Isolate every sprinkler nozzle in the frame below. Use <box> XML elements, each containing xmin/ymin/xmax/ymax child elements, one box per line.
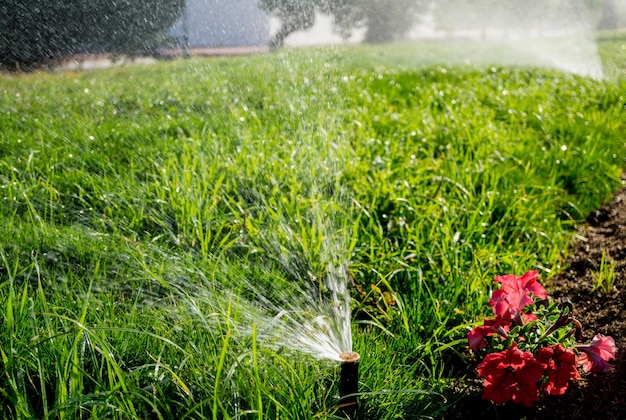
<box><xmin>339</xmin><ymin>352</ymin><xmax>360</xmax><ymax>417</ymax></box>
<box><xmin>339</xmin><ymin>351</ymin><xmax>360</xmax><ymax>363</ymax></box>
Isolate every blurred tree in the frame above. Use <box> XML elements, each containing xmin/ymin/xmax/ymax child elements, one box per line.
<box><xmin>261</xmin><ymin>0</ymin><xmax>319</xmax><ymax>49</ymax></box>
<box><xmin>362</xmin><ymin>0</ymin><xmax>425</xmax><ymax>43</ymax></box>
<box><xmin>0</xmin><ymin>0</ymin><xmax>184</xmax><ymax>70</ymax></box>
<box><xmin>260</xmin><ymin>0</ymin><xmax>428</xmax><ymax>48</ymax></box>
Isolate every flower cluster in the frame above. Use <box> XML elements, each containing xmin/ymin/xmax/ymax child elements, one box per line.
<box><xmin>468</xmin><ymin>270</ymin><xmax>618</xmax><ymax>406</ymax></box>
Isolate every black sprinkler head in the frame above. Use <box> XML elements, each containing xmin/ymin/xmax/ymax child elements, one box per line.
<box><xmin>339</xmin><ymin>351</ymin><xmax>360</xmax><ymax>417</ymax></box>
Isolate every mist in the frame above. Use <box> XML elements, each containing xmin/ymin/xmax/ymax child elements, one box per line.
<box><xmin>273</xmin><ymin>0</ymin><xmax>609</xmax><ymax>79</ymax></box>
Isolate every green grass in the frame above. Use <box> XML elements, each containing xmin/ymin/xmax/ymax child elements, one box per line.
<box><xmin>592</xmin><ymin>249</ymin><xmax>617</xmax><ymax>295</ymax></box>
<box><xmin>1</xmin><ymin>32</ymin><xmax>625</xmax><ymax>419</ymax></box>
<box><xmin>597</xmin><ymin>30</ymin><xmax>626</xmax><ymax>81</ymax></box>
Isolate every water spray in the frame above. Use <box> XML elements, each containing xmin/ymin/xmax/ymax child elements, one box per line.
<box><xmin>338</xmin><ymin>351</ymin><xmax>360</xmax><ymax>417</ymax></box>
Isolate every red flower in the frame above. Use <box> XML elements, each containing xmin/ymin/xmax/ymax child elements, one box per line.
<box><xmin>468</xmin><ymin>317</ymin><xmax>510</xmax><ymax>351</ymax></box>
<box><xmin>477</xmin><ymin>342</ymin><xmax>547</xmax><ymax>406</ymax></box>
<box><xmin>576</xmin><ymin>333</ymin><xmax>618</xmax><ymax>373</ymax></box>
<box><xmin>488</xmin><ymin>271</ymin><xmax>547</xmax><ymax>324</ymax></box>
<box><xmin>497</xmin><ymin>271</ymin><xmax>547</xmax><ymax>299</ymax></box>
<box><xmin>537</xmin><ymin>344</ymin><xmax>579</xmax><ymax>395</ymax></box>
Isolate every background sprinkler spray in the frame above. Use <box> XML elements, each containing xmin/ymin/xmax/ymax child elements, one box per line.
<box><xmin>339</xmin><ymin>351</ymin><xmax>360</xmax><ymax>416</ymax></box>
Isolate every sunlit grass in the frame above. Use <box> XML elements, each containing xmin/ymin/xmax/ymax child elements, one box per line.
<box><xmin>0</xmin><ymin>36</ymin><xmax>625</xmax><ymax>418</ymax></box>
<box><xmin>592</xmin><ymin>249</ymin><xmax>617</xmax><ymax>295</ymax></box>
<box><xmin>597</xmin><ymin>30</ymin><xmax>626</xmax><ymax>81</ymax></box>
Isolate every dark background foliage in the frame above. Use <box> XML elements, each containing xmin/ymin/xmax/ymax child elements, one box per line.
<box><xmin>0</xmin><ymin>0</ymin><xmax>184</xmax><ymax>69</ymax></box>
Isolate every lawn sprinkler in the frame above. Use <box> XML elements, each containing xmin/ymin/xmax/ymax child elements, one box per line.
<box><xmin>338</xmin><ymin>351</ymin><xmax>360</xmax><ymax>417</ymax></box>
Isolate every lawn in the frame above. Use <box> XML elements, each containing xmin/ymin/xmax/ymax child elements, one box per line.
<box><xmin>1</xmin><ymin>33</ymin><xmax>625</xmax><ymax>419</ymax></box>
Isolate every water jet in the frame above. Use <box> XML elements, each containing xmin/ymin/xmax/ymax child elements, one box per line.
<box><xmin>339</xmin><ymin>351</ymin><xmax>360</xmax><ymax>417</ymax></box>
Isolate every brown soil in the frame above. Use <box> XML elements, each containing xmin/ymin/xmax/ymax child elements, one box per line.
<box><xmin>451</xmin><ymin>177</ymin><xmax>626</xmax><ymax>419</ymax></box>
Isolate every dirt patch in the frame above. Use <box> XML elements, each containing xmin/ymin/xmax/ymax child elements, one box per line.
<box><xmin>536</xmin><ymin>177</ymin><xmax>626</xmax><ymax>419</ymax></box>
<box><xmin>451</xmin><ymin>176</ymin><xmax>626</xmax><ymax>419</ymax></box>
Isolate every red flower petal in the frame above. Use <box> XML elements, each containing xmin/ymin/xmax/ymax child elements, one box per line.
<box><xmin>477</xmin><ymin>343</ymin><xmax>546</xmax><ymax>406</ymax></box>
<box><xmin>517</xmin><ymin>270</ymin><xmax>547</xmax><ymax>300</ymax></box>
<box><xmin>576</xmin><ymin>334</ymin><xmax>618</xmax><ymax>373</ymax></box>
<box><xmin>490</xmin><ymin>271</ymin><xmax>547</xmax><ymax>324</ymax></box>
<box><xmin>467</xmin><ymin>317</ymin><xmax>510</xmax><ymax>352</ymax></box>
<box><xmin>537</xmin><ymin>344</ymin><xmax>578</xmax><ymax>395</ymax></box>
<box><xmin>468</xmin><ymin>325</ymin><xmax>491</xmax><ymax>351</ymax></box>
